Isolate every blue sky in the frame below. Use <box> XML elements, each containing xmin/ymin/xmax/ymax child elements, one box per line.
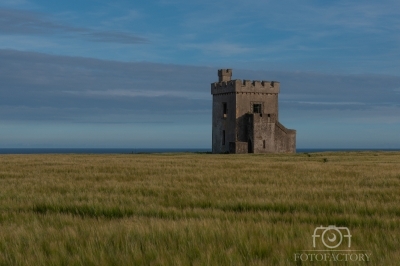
<box><xmin>0</xmin><ymin>0</ymin><xmax>399</xmax><ymax>149</ymax></box>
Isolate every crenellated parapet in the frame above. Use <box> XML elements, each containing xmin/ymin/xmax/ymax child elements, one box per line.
<box><xmin>211</xmin><ymin>79</ymin><xmax>280</xmax><ymax>95</ymax></box>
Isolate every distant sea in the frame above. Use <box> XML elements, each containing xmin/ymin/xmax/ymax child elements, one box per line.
<box><xmin>0</xmin><ymin>148</ymin><xmax>399</xmax><ymax>154</ymax></box>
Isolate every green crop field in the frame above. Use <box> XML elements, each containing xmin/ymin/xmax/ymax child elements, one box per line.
<box><xmin>0</xmin><ymin>152</ymin><xmax>399</xmax><ymax>265</ymax></box>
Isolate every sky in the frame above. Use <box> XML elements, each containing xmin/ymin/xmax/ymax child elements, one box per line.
<box><xmin>0</xmin><ymin>0</ymin><xmax>399</xmax><ymax>149</ymax></box>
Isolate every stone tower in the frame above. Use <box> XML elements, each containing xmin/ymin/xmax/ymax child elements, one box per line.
<box><xmin>211</xmin><ymin>69</ymin><xmax>296</xmax><ymax>153</ymax></box>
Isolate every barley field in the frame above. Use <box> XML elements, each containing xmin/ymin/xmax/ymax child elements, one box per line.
<box><xmin>0</xmin><ymin>152</ymin><xmax>399</xmax><ymax>265</ymax></box>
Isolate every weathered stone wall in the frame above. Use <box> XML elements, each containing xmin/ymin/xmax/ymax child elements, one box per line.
<box><xmin>229</xmin><ymin>141</ymin><xmax>248</xmax><ymax>154</ymax></box>
<box><xmin>247</xmin><ymin>114</ymin><xmax>276</xmax><ymax>153</ymax></box>
<box><xmin>212</xmin><ymin>93</ymin><xmax>236</xmax><ymax>153</ymax></box>
<box><xmin>246</xmin><ymin>113</ymin><xmax>296</xmax><ymax>153</ymax></box>
<box><xmin>274</xmin><ymin>122</ymin><xmax>296</xmax><ymax>153</ymax></box>
<box><xmin>235</xmin><ymin>92</ymin><xmax>278</xmax><ymax>144</ymax></box>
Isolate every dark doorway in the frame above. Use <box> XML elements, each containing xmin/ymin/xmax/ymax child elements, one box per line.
<box><xmin>248</xmin><ymin>139</ymin><xmax>253</xmax><ymax>153</ymax></box>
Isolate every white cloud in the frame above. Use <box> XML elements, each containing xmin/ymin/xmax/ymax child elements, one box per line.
<box><xmin>0</xmin><ymin>8</ymin><xmax>148</xmax><ymax>44</ymax></box>
<box><xmin>282</xmin><ymin>101</ymin><xmax>365</xmax><ymax>106</ymax></box>
<box><xmin>63</xmin><ymin>89</ymin><xmax>209</xmax><ymax>100</ymax></box>
<box><xmin>181</xmin><ymin>42</ymin><xmax>253</xmax><ymax>56</ymax></box>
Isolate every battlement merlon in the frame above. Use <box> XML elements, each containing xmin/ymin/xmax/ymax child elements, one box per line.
<box><xmin>211</xmin><ymin>79</ymin><xmax>280</xmax><ymax>95</ymax></box>
<box><xmin>218</xmin><ymin>69</ymin><xmax>232</xmax><ymax>82</ymax></box>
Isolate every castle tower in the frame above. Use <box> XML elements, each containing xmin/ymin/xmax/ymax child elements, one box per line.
<box><xmin>211</xmin><ymin>69</ymin><xmax>296</xmax><ymax>153</ymax></box>
<box><xmin>218</xmin><ymin>69</ymin><xmax>232</xmax><ymax>82</ymax></box>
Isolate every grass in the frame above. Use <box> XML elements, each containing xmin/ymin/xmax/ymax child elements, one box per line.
<box><xmin>0</xmin><ymin>152</ymin><xmax>399</xmax><ymax>265</ymax></box>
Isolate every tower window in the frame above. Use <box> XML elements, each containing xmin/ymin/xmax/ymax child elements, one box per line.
<box><xmin>253</xmin><ymin>104</ymin><xmax>262</xmax><ymax>114</ymax></box>
<box><xmin>263</xmin><ymin>140</ymin><xmax>266</xmax><ymax>149</ymax></box>
<box><xmin>222</xmin><ymin>130</ymin><xmax>226</xmax><ymax>145</ymax></box>
<box><xmin>222</xmin><ymin>102</ymin><xmax>227</xmax><ymax>118</ymax></box>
